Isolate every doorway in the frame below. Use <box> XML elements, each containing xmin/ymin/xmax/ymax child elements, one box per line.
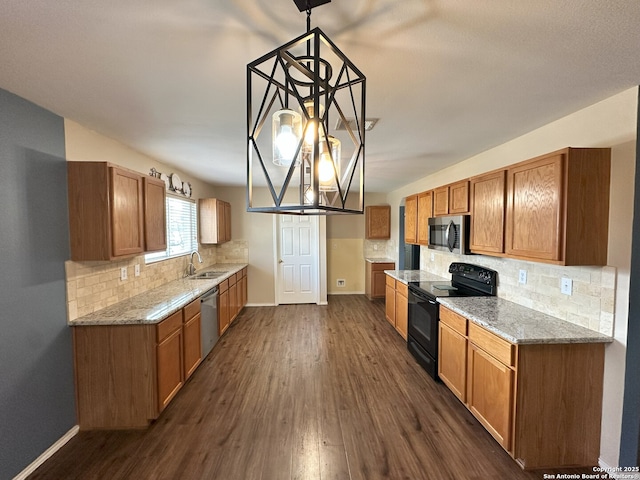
<box><xmin>275</xmin><ymin>215</ymin><xmax>320</xmax><ymax>304</ymax></box>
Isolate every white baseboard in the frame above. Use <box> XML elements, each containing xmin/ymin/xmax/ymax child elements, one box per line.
<box><xmin>13</xmin><ymin>425</ymin><xmax>79</xmax><ymax>480</ymax></box>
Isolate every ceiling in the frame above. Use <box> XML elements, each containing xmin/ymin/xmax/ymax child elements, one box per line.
<box><xmin>2</xmin><ymin>0</ymin><xmax>640</xmax><ymax>193</ymax></box>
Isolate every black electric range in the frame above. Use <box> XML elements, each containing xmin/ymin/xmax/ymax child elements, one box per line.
<box><xmin>407</xmin><ymin>263</ymin><xmax>498</xmax><ymax>379</ymax></box>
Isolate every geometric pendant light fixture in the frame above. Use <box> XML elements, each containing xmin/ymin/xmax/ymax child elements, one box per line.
<box><xmin>246</xmin><ymin>0</ymin><xmax>366</xmax><ymax>214</ymax></box>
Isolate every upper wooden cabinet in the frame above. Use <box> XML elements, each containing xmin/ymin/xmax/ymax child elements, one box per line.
<box><xmin>434</xmin><ymin>180</ymin><xmax>470</xmax><ymax>216</ymax></box>
<box><xmin>365</xmin><ymin>205</ymin><xmax>391</xmax><ymax>239</ymax></box>
<box><xmin>505</xmin><ymin>147</ymin><xmax>610</xmax><ymax>265</ymax></box>
<box><xmin>67</xmin><ymin>162</ymin><xmax>166</xmax><ymax>261</ymax></box>
<box><xmin>404</xmin><ymin>194</ymin><xmax>418</xmax><ymax>244</ymax></box>
<box><xmin>199</xmin><ymin>198</ymin><xmax>232</xmax><ymax>244</ymax></box>
<box><xmin>144</xmin><ymin>177</ymin><xmax>167</xmax><ymax>252</ymax></box>
<box><xmin>470</xmin><ymin>170</ymin><xmax>506</xmax><ymax>255</ymax></box>
<box><xmin>417</xmin><ymin>191</ymin><xmax>433</xmax><ymax>245</ymax></box>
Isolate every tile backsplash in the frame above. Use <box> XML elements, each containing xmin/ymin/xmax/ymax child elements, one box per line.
<box><xmin>66</xmin><ymin>240</ymin><xmax>248</xmax><ymax>321</ymax></box>
<box><xmin>420</xmin><ymin>248</ymin><xmax>615</xmax><ymax>336</ymax></box>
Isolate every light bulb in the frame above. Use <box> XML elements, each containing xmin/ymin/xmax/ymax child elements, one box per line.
<box><xmin>272</xmin><ymin>109</ymin><xmax>302</xmax><ymax>167</ymax></box>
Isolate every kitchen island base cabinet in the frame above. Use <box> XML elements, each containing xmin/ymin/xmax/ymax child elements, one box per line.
<box><xmin>438</xmin><ymin>306</ymin><xmax>605</xmax><ymax>470</ymax></box>
<box><xmin>366</xmin><ymin>261</ymin><xmax>395</xmax><ymax>300</ymax></box>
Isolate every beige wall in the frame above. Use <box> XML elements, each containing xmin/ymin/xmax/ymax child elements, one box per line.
<box><xmin>383</xmin><ymin>87</ymin><xmax>638</xmax><ymax>468</ymax></box>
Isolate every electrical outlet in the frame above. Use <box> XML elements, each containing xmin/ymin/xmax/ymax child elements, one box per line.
<box><xmin>518</xmin><ymin>269</ymin><xmax>527</xmax><ymax>285</ymax></box>
<box><xmin>134</xmin><ymin>264</ymin><xmax>140</xmax><ymax>277</ymax></box>
<box><xmin>120</xmin><ymin>267</ymin><xmax>128</xmax><ymax>281</ymax></box>
<box><xmin>561</xmin><ymin>277</ymin><xmax>573</xmax><ymax>295</ymax></box>
<box><xmin>337</xmin><ymin>279</ymin><xmax>346</xmax><ymax>287</ymax></box>
<box><xmin>373</xmin><ymin>244</ymin><xmax>378</xmax><ymax>250</ymax></box>
<box><xmin>430</xmin><ymin>252</ymin><xmax>435</xmax><ymax>262</ymax></box>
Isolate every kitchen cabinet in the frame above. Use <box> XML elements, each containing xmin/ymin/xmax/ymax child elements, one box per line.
<box><xmin>365</xmin><ymin>205</ymin><xmax>391</xmax><ymax>239</ymax></box>
<box><xmin>384</xmin><ymin>274</ymin><xmax>408</xmax><ymax>340</ymax></box>
<box><xmin>144</xmin><ymin>176</ymin><xmax>167</xmax><ymax>252</ymax></box>
<box><xmin>417</xmin><ymin>190</ymin><xmax>433</xmax><ymax>245</ymax></box>
<box><xmin>467</xmin><ymin>324</ymin><xmax>514</xmax><ymax>451</ymax></box>
<box><xmin>182</xmin><ymin>299</ymin><xmax>202</xmax><ymax>380</ymax></box>
<box><xmin>218</xmin><ymin>269</ymin><xmax>247</xmax><ymax>335</ymax></box>
<box><xmin>505</xmin><ymin>147</ymin><xmax>610</xmax><ymax>265</ymax></box>
<box><xmin>157</xmin><ymin>311</ymin><xmax>184</xmax><ymax>412</ymax></box>
<box><xmin>67</xmin><ymin>162</ymin><xmax>166</xmax><ymax>261</ymax></box>
<box><xmin>404</xmin><ymin>194</ymin><xmax>418</xmax><ymax>244</ymax></box>
<box><xmin>365</xmin><ymin>261</ymin><xmax>395</xmax><ymax>300</ymax></box>
<box><xmin>74</xmin><ymin>298</ymin><xmax>204</xmax><ymax>429</ymax></box>
<box><xmin>218</xmin><ymin>278</ymin><xmax>230</xmax><ymax>335</ymax></box>
<box><xmin>470</xmin><ymin>170</ymin><xmax>506</xmax><ymax>254</ymax></box>
<box><xmin>434</xmin><ymin>181</ymin><xmax>470</xmax><ymax>216</ymax></box>
<box><xmin>437</xmin><ymin>306</ymin><xmax>605</xmax><ymax>469</ymax></box>
<box><xmin>438</xmin><ymin>308</ymin><xmax>467</xmax><ymax>402</ymax></box>
<box><xmin>199</xmin><ymin>198</ymin><xmax>232</xmax><ymax>244</ymax></box>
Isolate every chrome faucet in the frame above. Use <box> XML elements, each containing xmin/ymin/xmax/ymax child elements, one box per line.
<box><xmin>187</xmin><ymin>250</ymin><xmax>203</xmax><ymax>276</ymax></box>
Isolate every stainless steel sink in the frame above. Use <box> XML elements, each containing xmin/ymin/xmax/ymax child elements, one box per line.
<box><xmin>189</xmin><ymin>271</ymin><xmax>226</xmax><ymax>279</ymax></box>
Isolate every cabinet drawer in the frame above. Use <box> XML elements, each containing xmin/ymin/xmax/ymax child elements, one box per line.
<box><xmin>468</xmin><ymin>322</ymin><xmax>514</xmax><ymax>367</ymax></box>
<box><xmin>241</xmin><ymin>267</ymin><xmax>247</xmax><ymax>278</ymax></box>
<box><xmin>157</xmin><ymin>310</ymin><xmax>183</xmax><ymax>342</ymax></box>
<box><xmin>440</xmin><ymin>307</ymin><xmax>467</xmax><ymax>335</ymax></box>
<box><xmin>183</xmin><ymin>298</ymin><xmax>200</xmax><ymax>322</ymax></box>
<box><xmin>372</xmin><ymin>262</ymin><xmax>394</xmax><ymax>272</ymax></box>
<box><xmin>396</xmin><ymin>282</ymin><xmax>408</xmax><ymax>297</ymax></box>
<box><xmin>386</xmin><ymin>275</ymin><xmax>396</xmax><ymax>288</ymax></box>
<box><xmin>229</xmin><ymin>273</ymin><xmax>237</xmax><ymax>285</ymax></box>
<box><xmin>218</xmin><ymin>278</ymin><xmax>229</xmax><ymax>293</ymax></box>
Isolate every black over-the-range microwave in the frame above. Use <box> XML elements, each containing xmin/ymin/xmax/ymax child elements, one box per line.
<box><xmin>427</xmin><ymin>215</ymin><xmax>471</xmax><ymax>255</ymax></box>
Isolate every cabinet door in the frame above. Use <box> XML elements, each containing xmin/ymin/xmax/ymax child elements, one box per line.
<box><xmin>373</xmin><ymin>270</ymin><xmax>388</xmax><ymax>298</ymax></box>
<box><xmin>144</xmin><ymin>177</ymin><xmax>167</xmax><ymax>252</ymax></box>
<box><xmin>230</xmin><ymin>280</ymin><xmax>238</xmax><ymax>322</ymax></box>
<box><xmin>417</xmin><ymin>191</ymin><xmax>433</xmax><ymax>245</ymax></box>
<box><xmin>449</xmin><ymin>180</ymin><xmax>469</xmax><ymax>214</ymax></box>
<box><xmin>506</xmin><ymin>154</ymin><xmax>563</xmax><ymax>261</ymax></box>
<box><xmin>433</xmin><ymin>186</ymin><xmax>449</xmax><ymax>216</ymax></box>
<box><xmin>110</xmin><ymin>167</ymin><xmax>144</xmax><ymax>257</ymax></box>
<box><xmin>240</xmin><ymin>269</ymin><xmax>247</xmax><ymax>308</ymax></box>
<box><xmin>395</xmin><ymin>289</ymin><xmax>408</xmax><ymax>340</ymax></box>
<box><xmin>157</xmin><ymin>328</ymin><xmax>183</xmax><ymax>412</ymax></box>
<box><xmin>405</xmin><ymin>194</ymin><xmax>418</xmax><ymax>244</ymax></box>
<box><xmin>467</xmin><ymin>343</ymin><xmax>514</xmax><ymax>450</ymax></box>
<box><xmin>385</xmin><ymin>277</ymin><xmax>396</xmax><ymax>326</ymax></box>
<box><xmin>438</xmin><ymin>323</ymin><xmax>467</xmax><ymax>402</ymax></box>
<box><xmin>219</xmin><ymin>287</ymin><xmax>230</xmax><ymax>335</ymax></box>
<box><xmin>365</xmin><ymin>205</ymin><xmax>391</xmax><ymax>239</ymax></box>
<box><xmin>470</xmin><ymin>171</ymin><xmax>506</xmax><ymax>254</ymax></box>
<box><xmin>183</xmin><ymin>313</ymin><xmax>202</xmax><ymax>380</ymax></box>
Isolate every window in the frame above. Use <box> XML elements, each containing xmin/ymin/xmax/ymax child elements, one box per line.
<box><xmin>145</xmin><ymin>195</ymin><xmax>198</xmax><ymax>263</ymax></box>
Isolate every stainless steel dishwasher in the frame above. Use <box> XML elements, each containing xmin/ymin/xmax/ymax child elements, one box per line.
<box><xmin>200</xmin><ymin>286</ymin><xmax>219</xmax><ymax>358</ymax></box>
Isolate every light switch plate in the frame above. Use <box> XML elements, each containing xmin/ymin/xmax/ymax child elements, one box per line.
<box><xmin>561</xmin><ymin>277</ymin><xmax>573</xmax><ymax>295</ymax></box>
<box><xmin>518</xmin><ymin>269</ymin><xmax>527</xmax><ymax>285</ymax></box>
<box><xmin>120</xmin><ymin>267</ymin><xmax>128</xmax><ymax>281</ymax></box>
<box><xmin>430</xmin><ymin>252</ymin><xmax>435</xmax><ymax>262</ymax></box>
<box><xmin>134</xmin><ymin>264</ymin><xmax>140</xmax><ymax>277</ymax></box>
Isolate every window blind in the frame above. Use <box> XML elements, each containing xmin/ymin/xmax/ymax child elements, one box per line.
<box><xmin>145</xmin><ymin>195</ymin><xmax>198</xmax><ymax>263</ymax></box>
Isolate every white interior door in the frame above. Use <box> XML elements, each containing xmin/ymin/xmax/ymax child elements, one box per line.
<box><xmin>276</xmin><ymin>215</ymin><xmax>319</xmax><ymax>304</ymax></box>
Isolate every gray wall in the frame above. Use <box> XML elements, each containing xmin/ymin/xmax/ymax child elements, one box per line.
<box><xmin>0</xmin><ymin>89</ymin><xmax>76</xmax><ymax>478</ymax></box>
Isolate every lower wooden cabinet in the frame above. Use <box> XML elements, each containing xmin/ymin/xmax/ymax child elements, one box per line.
<box><xmin>467</xmin><ymin>342</ymin><xmax>514</xmax><ymax>450</ymax></box>
<box><xmin>437</xmin><ymin>306</ymin><xmax>605</xmax><ymax>469</ymax></box>
<box><xmin>384</xmin><ymin>274</ymin><xmax>408</xmax><ymax>340</ymax></box>
<box><xmin>366</xmin><ymin>261</ymin><xmax>395</xmax><ymax>300</ymax></box>
<box><xmin>156</xmin><ymin>313</ymin><xmax>183</xmax><ymax>412</ymax></box>
<box><xmin>218</xmin><ymin>268</ymin><xmax>248</xmax><ymax>336</ymax></box>
<box><xmin>74</xmin><ymin>298</ymin><xmax>204</xmax><ymax>429</ymax></box>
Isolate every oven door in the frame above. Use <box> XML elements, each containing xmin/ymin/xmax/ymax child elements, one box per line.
<box><xmin>407</xmin><ymin>287</ymin><xmax>440</xmax><ymax>379</ymax></box>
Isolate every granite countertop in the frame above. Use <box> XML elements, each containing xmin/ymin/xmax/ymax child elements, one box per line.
<box><xmin>383</xmin><ymin>269</ymin><xmax>448</xmax><ymax>284</ymax></box>
<box><xmin>365</xmin><ymin>257</ymin><xmax>395</xmax><ymax>263</ymax></box>
<box><xmin>438</xmin><ymin>296</ymin><xmax>613</xmax><ymax>345</ymax></box>
<box><xmin>69</xmin><ymin>263</ymin><xmax>247</xmax><ymax>326</ymax></box>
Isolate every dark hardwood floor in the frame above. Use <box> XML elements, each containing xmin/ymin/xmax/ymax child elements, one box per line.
<box><xmin>30</xmin><ymin>295</ymin><xmax>598</xmax><ymax>480</ymax></box>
